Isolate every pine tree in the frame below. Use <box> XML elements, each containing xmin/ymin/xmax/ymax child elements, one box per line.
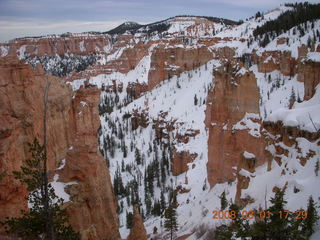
<box><xmin>135</xmin><ymin>148</ymin><xmax>141</xmax><ymax>165</ymax></box>
<box><xmin>268</xmin><ymin>190</ymin><xmax>291</xmax><ymax>240</ymax></box>
<box><xmin>126</xmin><ymin>211</ymin><xmax>133</xmax><ymax>229</ymax></box>
<box><xmin>152</xmin><ymin>200</ymin><xmax>161</xmax><ymax>216</ymax></box>
<box><xmin>194</xmin><ymin>94</ymin><xmax>198</xmax><ymax>106</ymax></box>
<box><xmin>160</xmin><ymin>190</ymin><xmax>166</xmax><ymax>212</ymax></box>
<box><xmin>113</xmin><ymin>166</ymin><xmax>125</xmax><ymax>197</ymax></box>
<box><xmin>288</xmin><ymin>208</ymin><xmax>306</xmax><ymax>240</ymax></box>
<box><xmin>289</xmin><ymin>87</ymin><xmax>296</xmax><ymax>107</ymax></box>
<box><xmin>214</xmin><ymin>224</ymin><xmax>233</xmax><ymax>240</ymax></box>
<box><xmin>315</xmin><ymin>160</ymin><xmax>319</xmax><ymax>176</ymax></box>
<box><xmin>153</xmin><ymin>226</ymin><xmax>158</xmax><ymax>234</ymax></box>
<box><xmin>302</xmin><ymin>196</ymin><xmax>319</xmax><ymax>238</ymax></box>
<box><xmin>164</xmin><ymin>204</ymin><xmax>178</xmax><ymax>240</ymax></box>
<box><xmin>251</xmin><ymin>218</ymin><xmax>269</xmax><ymax>240</ymax></box>
<box><xmin>1</xmin><ymin>138</ymin><xmax>79</xmax><ymax>240</ymax></box>
<box><xmin>220</xmin><ymin>191</ymin><xmax>228</xmax><ymax>210</ymax></box>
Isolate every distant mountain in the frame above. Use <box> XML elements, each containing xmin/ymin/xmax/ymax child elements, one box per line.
<box><xmin>106</xmin><ymin>21</ymin><xmax>143</xmax><ymax>35</ymax></box>
<box><xmin>106</xmin><ymin>15</ymin><xmax>239</xmax><ymax>35</ymax></box>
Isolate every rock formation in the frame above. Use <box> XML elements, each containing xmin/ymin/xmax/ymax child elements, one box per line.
<box><xmin>0</xmin><ymin>57</ymin><xmax>120</xmax><ymax>239</ymax></box>
<box><xmin>127</xmin><ymin>205</ymin><xmax>147</xmax><ymax>240</ymax></box>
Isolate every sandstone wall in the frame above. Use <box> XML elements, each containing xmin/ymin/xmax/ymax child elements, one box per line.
<box><xmin>0</xmin><ymin>57</ymin><xmax>120</xmax><ymax>239</ymax></box>
<box><xmin>205</xmin><ymin>67</ymin><xmax>268</xmax><ymax>190</ymax></box>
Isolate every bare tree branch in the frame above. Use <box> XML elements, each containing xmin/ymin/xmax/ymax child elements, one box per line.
<box><xmin>308</xmin><ymin>113</ymin><xmax>319</xmax><ymax>133</ymax></box>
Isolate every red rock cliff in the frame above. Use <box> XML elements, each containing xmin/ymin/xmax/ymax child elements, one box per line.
<box><xmin>0</xmin><ymin>57</ymin><xmax>120</xmax><ymax>239</ymax></box>
<box><xmin>205</xmin><ymin>63</ymin><xmax>268</xmax><ymax>193</ymax></box>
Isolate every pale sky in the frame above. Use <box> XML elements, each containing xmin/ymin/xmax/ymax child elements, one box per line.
<box><xmin>0</xmin><ymin>0</ymin><xmax>318</xmax><ymax>42</ymax></box>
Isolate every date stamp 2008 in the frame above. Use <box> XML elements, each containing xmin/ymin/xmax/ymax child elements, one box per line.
<box><xmin>211</xmin><ymin>210</ymin><xmax>308</xmax><ymax>220</ymax></box>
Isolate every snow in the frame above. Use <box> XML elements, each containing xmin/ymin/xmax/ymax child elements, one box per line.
<box><xmin>255</xmin><ymin>20</ymin><xmax>320</xmax><ymax>59</ymax></box>
<box><xmin>167</xmin><ymin>20</ymin><xmax>195</xmax><ymax>34</ymax></box>
<box><xmin>50</xmin><ymin>158</ymin><xmax>77</xmax><ymax>203</ymax></box>
<box><xmin>103</xmin><ymin>44</ymin><xmax>112</xmax><ymax>53</ymax></box>
<box><xmin>267</xmin><ymin>84</ymin><xmax>320</xmax><ymax>132</ymax></box>
<box><xmin>68</xmin><ymin>44</ymin><xmax>156</xmax><ymax>92</ymax></box>
<box><xmin>66</xmin><ymin>78</ymin><xmax>86</xmax><ymax>91</ymax></box>
<box><xmin>17</xmin><ymin>45</ymin><xmax>26</xmax><ymax>60</ymax></box>
<box><xmin>106</xmin><ymin>47</ymin><xmax>126</xmax><ymax>62</ymax></box>
<box><xmin>236</xmin><ymin>67</ymin><xmax>248</xmax><ymax>76</ymax></box>
<box><xmin>306</xmin><ymin>52</ymin><xmax>320</xmax><ymax>63</ymax></box>
<box><xmin>28</xmin><ymin>158</ymin><xmax>77</xmax><ymax>208</ymax></box>
<box><xmin>50</xmin><ymin>175</ymin><xmax>77</xmax><ymax>203</ymax></box>
<box><xmin>239</xmin><ymin>168</ymin><xmax>254</xmax><ymax>178</ymax></box>
<box><xmin>252</xmin><ymin>66</ymin><xmax>304</xmax><ymax>120</ymax></box>
<box><xmin>240</xmin><ymin>137</ymin><xmax>320</xmax><ymax>220</ymax></box>
<box><xmin>80</xmin><ymin>101</ymin><xmax>87</xmax><ymax>107</ymax></box>
<box><xmin>243</xmin><ymin>151</ymin><xmax>256</xmax><ymax>159</ymax></box>
<box><xmin>98</xmin><ymin>59</ymin><xmax>221</xmax><ymax>238</ymax></box>
<box><xmin>56</xmin><ymin>159</ymin><xmax>66</xmax><ymax>170</ymax></box>
<box><xmin>215</xmin><ymin>6</ymin><xmax>292</xmax><ymax>39</ymax></box>
<box><xmin>0</xmin><ymin>46</ymin><xmax>9</xmax><ymax>57</ymax></box>
<box><xmin>79</xmin><ymin>41</ymin><xmax>86</xmax><ymax>52</ymax></box>
<box><xmin>232</xmin><ymin>113</ymin><xmax>261</xmax><ymax>138</ymax></box>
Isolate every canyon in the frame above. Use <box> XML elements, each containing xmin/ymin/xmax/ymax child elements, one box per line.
<box><xmin>0</xmin><ymin>5</ymin><xmax>319</xmax><ymax>240</ymax></box>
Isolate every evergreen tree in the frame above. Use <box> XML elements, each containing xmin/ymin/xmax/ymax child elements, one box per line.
<box><xmin>135</xmin><ymin>148</ymin><xmax>141</xmax><ymax>165</ymax></box>
<box><xmin>214</xmin><ymin>224</ymin><xmax>233</xmax><ymax>240</ymax></box>
<box><xmin>153</xmin><ymin>226</ymin><xmax>158</xmax><ymax>234</ymax></box>
<box><xmin>268</xmin><ymin>190</ymin><xmax>291</xmax><ymax>240</ymax></box>
<box><xmin>113</xmin><ymin>166</ymin><xmax>125</xmax><ymax>197</ymax></box>
<box><xmin>126</xmin><ymin>211</ymin><xmax>133</xmax><ymax>229</ymax></box>
<box><xmin>160</xmin><ymin>190</ymin><xmax>166</xmax><ymax>212</ymax></box>
<box><xmin>229</xmin><ymin>203</ymin><xmax>250</xmax><ymax>239</ymax></box>
<box><xmin>315</xmin><ymin>160</ymin><xmax>319</xmax><ymax>176</ymax></box>
<box><xmin>288</xmin><ymin>209</ymin><xmax>306</xmax><ymax>240</ymax></box>
<box><xmin>302</xmin><ymin>196</ymin><xmax>319</xmax><ymax>238</ymax></box>
<box><xmin>194</xmin><ymin>94</ymin><xmax>198</xmax><ymax>106</ymax></box>
<box><xmin>152</xmin><ymin>200</ymin><xmax>161</xmax><ymax>216</ymax></box>
<box><xmin>220</xmin><ymin>191</ymin><xmax>228</xmax><ymax>210</ymax></box>
<box><xmin>164</xmin><ymin>204</ymin><xmax>178</xmax><ymax>240</ymax></box>
<box><xmin>1</xmin><ymin>138</ymin><xmax>79</xmax><ymax>240</ymax></box>
<box><xmin>289</xmin><ymin>87</ymin><xmax>296</xmax><ymax>107</ymax></box>
<box><xmin>251</xmin><ymin>219</ymin><xmax>269</xmax><ymax>240</ymax></box>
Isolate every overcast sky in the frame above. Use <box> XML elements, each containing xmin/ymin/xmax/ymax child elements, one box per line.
<box><xmin>0</xmin><ymin>0</ymin><xmax>318</xmax><ymax>42</ymax></box>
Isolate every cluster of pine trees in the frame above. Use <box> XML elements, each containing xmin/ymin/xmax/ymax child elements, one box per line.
<box><xmin>253</xmin><ymin>2</ymin><xmax>320</xmax><ymax>47</ymax></box>
<box><xmin>215</xmin><ymin>190</ymin><xmax>319</xmax><ymax>240</ymax></box>
<box><xmin>98</xmin><ymin>84</ymin><xmax>177</xmax><ymax>231</ymax></box>
<box><xmin>27</xmin><ymin>53</ymin><xmax>97</xmax><ymax>77</ymax></box>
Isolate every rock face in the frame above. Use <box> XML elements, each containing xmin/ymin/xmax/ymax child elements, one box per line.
<box><xmin>298</xmin><ymin>61</ymin><xmax>320</xmax><ymax>100</ymax></box>
<box><xmin>127</xmin><ymin>206</ymin><xmax>147</xmax><ymax>240</ymax></box>
<box><xmin>0</xmin><ymin>57</ymin><xmax>120</xmax><ymax>239</ymax></box>
<box><xmin>2</xmin><ymin>35</ymin><xmax>111</xmax><ymax>57</ymax></box>
<box><xmin>172</xmin><ymin>150</ymin><xmax>197</xmax><ymax>176</ymax></box>
<box><xmin>205</xmin><ymin>65</ymin><xmax>268</xmax><ymax>190</ymax></box>
<box><xmin>148</xmin><ymin>45</ymin><xmax>213</xmax><ymax>89</ymax></box>
<box><xmin>58</xmin><ymin>86</ymin><xmax>120</xmax><ymax>240</ymax></box>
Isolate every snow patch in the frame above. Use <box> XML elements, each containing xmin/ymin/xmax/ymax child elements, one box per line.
<box><xmin>232</xmin><ymin>113</ymin><xmax>261</xmax><ymax>138</ymax></box>
<box><xmin>267</xmin><ymin>84</ymin><xmax>320</xmax><ymax>132</ymax></box>
<box><xmin>0</xmin><ymin>46</ymin><xmax>9</xmax><ymax>57</ymax></box>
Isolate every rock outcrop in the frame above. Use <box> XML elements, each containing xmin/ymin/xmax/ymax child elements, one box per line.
<box><xmin>127</xmin><ymin>206</ymin><xmax>147</xmax><ymax>240</ymax></box>
<box><xmin>0</xmin><ymin>57</ymin><xmax>120</xmax><ymax>239</ymax></box>
<box><xmin>148</xmin><ymin>45</ymin><xmax>213</xmax><ymax>89</ymax></box>
<box><xmin>205</xmin><ymin>65</ymin><xmax>268</xmax><ymax>193</ymax></box>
